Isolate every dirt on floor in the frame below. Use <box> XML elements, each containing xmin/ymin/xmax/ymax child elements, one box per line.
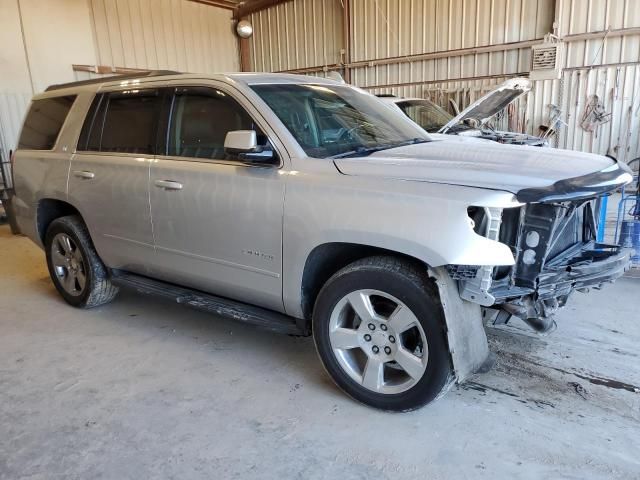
<box><xmin>0</xmin><ymin>224</ymin><xmax>639</xmax><ymax>480</ymax></box>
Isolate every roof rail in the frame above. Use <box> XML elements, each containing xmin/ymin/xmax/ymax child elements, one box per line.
<box><xmin>45</xmin><ymin>70</ymin><xmax>181</xmax><ymax>92</ymax></box>
<box><xmin>375</xmin><ymin>93</ymin><xmax>397</xmax><ymax>98</ymax></box>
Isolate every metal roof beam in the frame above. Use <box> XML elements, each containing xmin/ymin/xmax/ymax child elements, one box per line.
<box><xmin>187</xmin><ymin>0</ymin><xmax>237</xmax><ymax>11</ymax></box>
<box><xmin>235</xmin><ymin>0</ymin><xmax>292</xmax><ymax>19</ymax></box>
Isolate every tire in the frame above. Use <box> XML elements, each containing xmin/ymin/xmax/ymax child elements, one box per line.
<box><xmin>313</xmin><ymin>256</ymin><xmax>452</xmax><ymax>412</ymax></box>
<box><xmin>44</xmin><ymin>215</ymin><xmax>119</xmax><ymax>308</ymax></box>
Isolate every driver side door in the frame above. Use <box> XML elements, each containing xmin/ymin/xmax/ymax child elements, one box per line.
<box><xmin>148</xmin><ymin>85</ymin><xmax>286</xmax><ymax>312</ymax></box>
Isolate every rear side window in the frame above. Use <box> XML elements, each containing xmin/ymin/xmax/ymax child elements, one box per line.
<box><xmin>18</xmin><ymin>95</ymin><xmax>76</xmax><ymax>150</ymax></box>
<box><xmin>77</xmin><ymin>90</ymin><xmax>162</xmax><ymax>154</ymax></box>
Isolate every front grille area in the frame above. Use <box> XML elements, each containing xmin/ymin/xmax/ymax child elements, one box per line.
<box><xmin>511</xmin><ymin>199</ymin><xmax>598</xmax><ymax>289</ymax></box>
<box><xmin>456</xmin><ymin>195</ymin><xmax>630</xmax><ymax>310</ymax></box>
<box><xmin>547</xmin><ymin>206</ymin><xmax>583</xmax><ymax>259</ymax></box>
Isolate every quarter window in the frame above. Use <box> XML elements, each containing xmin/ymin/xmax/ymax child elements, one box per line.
<box><xmin>18</xmin><ymin>95</ymin><xmax>76</xmax><ymax>150</ymax></box>
<box><xmin>168</xmin><ymin>88</ymin><xmax>260</xmax><ymax>160</ymax></box>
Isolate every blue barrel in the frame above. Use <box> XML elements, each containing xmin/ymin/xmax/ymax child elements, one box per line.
<box><xmin>619</xmin><ymin>220</ymin><xmax>640</xmax><ymax>265</ymax></box>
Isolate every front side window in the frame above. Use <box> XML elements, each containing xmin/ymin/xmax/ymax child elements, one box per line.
<box><xmin>168</xmin><ymin>88</ymin><xmax>262</xmax><ymax>160</ymax></box>
<box><xmin>251</xmin><ymin>84</ymin><xmax>430</xmax><ymax>158</ymax></box>
<box><xmin>18</xmin><ymin>95</ymin><xmax>76</xmax><ymax>150</ymax></box>
<box><xmin>396</xmin><ymin>99</ymin><xmax>454</xmax><ymax>133</ymax></box>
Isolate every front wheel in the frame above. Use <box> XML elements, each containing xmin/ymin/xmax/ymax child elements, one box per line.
<box><xmin>313</xmin><ymin>256</ymin><xmax>452</xmax><ymax>411</ymax></box>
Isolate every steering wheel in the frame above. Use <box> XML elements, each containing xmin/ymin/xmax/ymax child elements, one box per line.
<box><xmin>337</xmin><ymin>123</ymin><xmax>372</xmax><ymax>143</ymax></box>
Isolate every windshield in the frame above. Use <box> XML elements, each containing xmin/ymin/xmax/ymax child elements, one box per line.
<box><xmin>251</xmin><ymin>84</ymin><xmax>430</xmax><ymax>158</ymax></box>
<box><xmin>395</xmin><ymin>99</ymin><xmax>454</xmax><ymax>133</ymax></box>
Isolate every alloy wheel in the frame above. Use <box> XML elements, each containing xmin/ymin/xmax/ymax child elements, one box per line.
<box><xmin>328</xmin><ymin>289</ymin><xmax>428</xmax><ymax>394</ymax></box>
<box><xmin>50</xmin><ymin>233</ymin><xmax>86</xmax><ymax>297</ymax></box>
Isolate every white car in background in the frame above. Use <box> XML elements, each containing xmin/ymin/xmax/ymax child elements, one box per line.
<box><xmin>379</xmin><ymin>78</ymin><xmax>548</xmax><ymax>146</ymax></box>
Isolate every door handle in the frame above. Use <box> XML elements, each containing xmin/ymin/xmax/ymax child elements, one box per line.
<box><xmin>73</xmin><ymin>170</ymin><xmax>95</xmax><ymax>179</ymax></box>
<box><xmin>154</xmin><ymin>179</ymin><xmax>183</xmax><ymax>191</ymax></box>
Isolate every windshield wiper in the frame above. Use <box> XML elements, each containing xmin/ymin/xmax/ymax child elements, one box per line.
<box><xmin>330</xmin><ymin>138</ymin><xmax>430</xmax><ymax>159</ymax></box>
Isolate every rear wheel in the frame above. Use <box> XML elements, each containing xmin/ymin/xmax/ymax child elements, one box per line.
<box><xmin>313</xmin><ymin>256</ymin><xmax>452</xmax><ymax>411</ymax></box>
<box><xmin>45</xmin><ymin>215</ymin><xmax>119</xmax><ymax>308</ymax></box>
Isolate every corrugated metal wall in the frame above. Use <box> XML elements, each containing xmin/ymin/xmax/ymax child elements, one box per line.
<box><xmin>248</xmin><ymin>0</ymin><xmax>640</xmax><ymax>162</ymax></box>
<box><xmin>249</xmin><ymin>0</ymin><xmax>343</xmax><ymax>72</ymax></box>
<box><xmin>349</xmin><ymin>0</ymin><xmax>554</xmax><ymax>85</ymax></box>
<box><xmin>555</xmin><ymin>0</ymin><xmax>640</xmax><ymax>161</ymax></box>
<box><xmin>560</xmin><ymin>64</ymin><xmax>640</xmax><ymax>161</ymax></box>
<box><xmin>88</xmin><ymin>0</ymin><xmax>239</xmax><ymax>73</ymax></box>
<box><xmin>559</xmin><ymin>0</ymin><xmax>640</xmax><ymax>65</ymax></box>
<box><xmin>249</xmin><ymin>0</ymin><xmax>554</xmax><ymax>79</ymax></box>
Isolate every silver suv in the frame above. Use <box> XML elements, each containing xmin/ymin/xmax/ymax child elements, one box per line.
<box><xmin>12</xmin><ymin>72</ymin><xmax>632</xmax><ymax>411</ymax></box>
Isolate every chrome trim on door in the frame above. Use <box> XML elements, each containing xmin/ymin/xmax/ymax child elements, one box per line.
<box><xmin>72</xmin><ymin>170</ymin><xmax>95</xmax><ymax>179</ymax></box>
<box><xmin>154</xmin><ymin>179</ymin><xmax>183</xmax><ymax>190</ymax></box>
<box><xmin>155</xmin><ymin>245</ymin><xmax>281</xmax><ymax>278</ymax></box>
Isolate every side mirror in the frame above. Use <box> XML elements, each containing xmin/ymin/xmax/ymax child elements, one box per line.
<box><xmin>224</xmin><ymin>130</ymin><xmax>277</xmax><ymax>165</ymax></box>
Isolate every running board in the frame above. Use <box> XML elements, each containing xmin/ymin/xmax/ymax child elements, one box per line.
<box><xmin>110</xmin><ymin>271</ymin><xmax>307</xmax><ymax>336</ymax></box>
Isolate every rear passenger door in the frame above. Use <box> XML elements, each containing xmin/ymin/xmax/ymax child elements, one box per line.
<box><xmin>148</xmin><ymin>85</ymin><xmax>286</xmax><ymax>312</ymax></box>
<box><xmin>68</xmin><ymin>88</ymin><xmax>164</xmax><ymax>273</ymax></box>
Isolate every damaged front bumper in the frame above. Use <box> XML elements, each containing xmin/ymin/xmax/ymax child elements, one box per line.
<box><xmin>536</xmin><ymin>243</ymin><xmax>631</xmax><ymax>297</ymax></box>
<box><xmin>492</xmin><ymin>243</ymin><xmax>631</xmax><ymax>332</ymax></box>
<box><xmin>488</xmin><ymin>242</ymin><xmax>632</xmax><ymax>302</ymax></box>
<box><xmin>453</xmin><ymin>162</ymin><xmax>633</xmax><ymax>333</ymax></box>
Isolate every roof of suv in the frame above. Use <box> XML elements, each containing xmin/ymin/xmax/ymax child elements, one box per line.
<box><xmin>43</xmin><ymin>71</ymin><xmax>341</xmax><ymax>96</ymax></box>
<box><xmin>45</xmin><ymin>70</ymin><xmax>181</xmax><ymax>91</ymax></box>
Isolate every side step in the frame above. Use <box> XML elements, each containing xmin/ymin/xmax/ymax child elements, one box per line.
<box><xmin>111</xmin><ymin>271</ymin><xmax>307</xmax><ymax>336</ymax></box>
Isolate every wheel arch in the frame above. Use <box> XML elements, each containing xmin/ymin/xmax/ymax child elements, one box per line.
<box><xmin>36</xmin><ymin>198</ymin><xmax>83</xmax><ymax>244</ymax></box>
<box><xmin>300</xmin><ymin>244</ymin><xmax>492</xmax><ymax>389</ymax></box>
<box><xmin>299</xmin><ymin>242</ymin><xmax>430</xmax><ymax>321</ymax></box>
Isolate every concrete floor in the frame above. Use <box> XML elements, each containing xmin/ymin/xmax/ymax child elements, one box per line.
<box><xmin>1</xmin><ymin>224</ymin><xmax>639</xmax><ymax>479</ymax></box>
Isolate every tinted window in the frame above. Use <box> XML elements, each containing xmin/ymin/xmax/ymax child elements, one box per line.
<box><xmin>77</xmin><ymin>94</ymin><xmax>105</xmax><ymax>151</ymax></box>
<box><xmin>99</xmin><ymin>91</ymin><xmax>162</xmax><ymax>154</ymax></box>
<box><xmin>168</xmin><ymin>88</ymin><xmax>258</xmax><ymax>160</ymax></box>
<box><xmin>18</xmin><ymin>95</ymin><xmax>76</xmax><ymax>150</ymax></box>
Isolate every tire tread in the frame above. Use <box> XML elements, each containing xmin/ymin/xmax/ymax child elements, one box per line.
<box><xmin>46</xmin><ymin>215</ymin><xmax>118</xmax><ymax>308</ymax></box>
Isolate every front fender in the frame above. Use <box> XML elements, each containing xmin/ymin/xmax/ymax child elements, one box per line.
<box><xmin>281</xmin><ymin>168</ymin><xmax>518</xmax><ymax>318</ymax></box>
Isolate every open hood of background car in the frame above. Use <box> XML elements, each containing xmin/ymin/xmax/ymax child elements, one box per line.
<box><xmin>439</xmin><ymin>77</ymin><xmax>532</xmax><ymax>133</ymax></box>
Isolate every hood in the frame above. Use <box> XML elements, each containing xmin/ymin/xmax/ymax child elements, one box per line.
<box><xmin>333</xmin><ymin>135</ymin><xmax>621</xmax><ymax>196</ymax></box>
<box><xmin>439</xmin><ymin>77</ymin><xmax>531</xmax><ymax>133</ymax></box>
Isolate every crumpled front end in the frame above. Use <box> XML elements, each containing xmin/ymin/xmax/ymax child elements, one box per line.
<box><xmin>449</xmin><ymin>164</ymin><xmax>633</xmax><ymax>333</ymax></box>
